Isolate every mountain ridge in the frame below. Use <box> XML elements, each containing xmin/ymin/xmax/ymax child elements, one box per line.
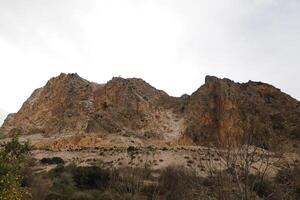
<box><xmin>1</xmin><ymin>73</ymin><xmax>299</xmax><ymax>150</ymax></box>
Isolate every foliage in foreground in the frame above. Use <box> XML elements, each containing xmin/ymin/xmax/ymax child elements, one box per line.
<box><xmin>0</xmin><ymin>137</ymin><xmax>31</xmax><ymax>200</ymax></box>
<box><xmin>1</xmin><ymin>137</ymin><xmax>299</xmax><ymax>200</ymax></box>
<box><xmin>24</xmin><ymin>164</ymin><xmax>299</xmax><ymax>200</ymax></box>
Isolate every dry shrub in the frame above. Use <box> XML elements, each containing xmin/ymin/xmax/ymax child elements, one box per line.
<box><xmin>158</xmin><ymin>166</ymin><xmax>214</xmax><ymax>200</ymax></box>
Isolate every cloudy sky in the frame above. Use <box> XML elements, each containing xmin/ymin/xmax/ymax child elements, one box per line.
<box><xmin>0</xmin><ymin>0</ymin><xmax>299</xmax><ymax>115</ymax></box>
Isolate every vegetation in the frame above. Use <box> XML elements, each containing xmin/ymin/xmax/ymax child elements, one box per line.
<box><xmin>0</xmin><ymin>145</ymin><xmax>298</xmax><ymax>200</ymax></box>
<box><xmin>0</xmin><ymin>137</ymin><xmax>299</xmax><ymax>200</ymax></box>
<box><xmin>0</xmin><ymin>137</ymin><xmax>31</xmax><ymax>200</ymax></box>
<box><xmin>8</xmin><ymin>163</ymin><xmax>292</xmax><ymax>200</ymax></box>
<box><xmin>40</xmin><ymin>157</ymin><xmax>64</xmax><ymax>165</ymax></box>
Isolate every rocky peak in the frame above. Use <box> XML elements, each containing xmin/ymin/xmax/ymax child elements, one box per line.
<box><xmin>184</xmin><ymin>76</ymin><xmax>300</xmax><ymax>149</ymax></box>
<box><xmin>45</xmin><ymin>73</ymin><xmax>93</xmax><ymax>93</ymax></box>
<box><xmin>0</xmin><ymin>74</ymin><xmax>299</xmax><ymax>150</ymax></box>
<box><xmin>107</xmin><ymin>77</ymin><xmax>167</xmax><ymax>97</ymax></box>
<box><xmin>0</xmin><ymin>73</ymin><xmax>176</xmax><ymax>137</ymax></box>
<box><xmin>204</xmin><ymin>75</ymin><xmax>219</xmax><ymax>83</ymax></box>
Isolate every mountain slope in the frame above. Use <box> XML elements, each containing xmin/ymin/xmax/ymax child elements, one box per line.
<box><xmin>0</xmin><ymin>73</ymin><xmax>181</xmax><ymax>139</ymax></box>
<box><xmin>183</xmin><ymin>76</ymin><xmax>300</xmax><ymax>149</ymax></box>
<box><xmin>1</xmin><ymin>73</ymin><xmax>299</xmax><ymax>150</ymax></box>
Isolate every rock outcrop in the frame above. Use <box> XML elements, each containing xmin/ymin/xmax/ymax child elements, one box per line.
<box><xmin>1</xmin><ymin>73</ymin><xmax>299</xmax><ymax>149</ymax></box>
<box><xmin>0</xmin><ymin>73</ymin><xmax>180</xmax><ymax>138</ymax></box>
<box><xmin>184</xmin><ymin>76</ymin><xmax>300</xmax><ymax>149</ymax></box>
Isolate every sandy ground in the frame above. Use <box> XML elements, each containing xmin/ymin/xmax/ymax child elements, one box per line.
<box><xmin>0</xmin><ymin>120</ymin><xmax>298</xmax><ymax>178</ymax></box>
<box><xmin>25</xmin><ymin>143</ymin><xmax>298</xmax><ymax>178</ymax></box>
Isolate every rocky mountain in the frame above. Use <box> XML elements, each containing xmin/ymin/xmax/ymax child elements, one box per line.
<box><xmin>0</xmin><ymin>73</ymin><xmax>181</xmax><ymax>138</ymax></box>
<box><xmin>1</xmin><ymin>73</ymin><xmax>299</xmax><ymax>150</ymax></box>
<box><xmin>184</xmin><ymin>76</ymin><xmax>300</xmax><ymax>149</ymax></box>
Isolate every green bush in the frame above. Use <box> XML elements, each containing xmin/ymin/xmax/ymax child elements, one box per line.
<box><xmin>50</xmin><ymin>172</ymin><xmax>76</xmax><ymax>199</ymax></box>
<box><xmin>72</xmin><ymin>166</ymin><xmax>110</xmax><ymax>190</ymax></box>
<box><xmin>0</xmin><ymin>136</ymin><xmax>31</xmax><ymax>199</ymax></box>
<box><xmin>41</xmin><ymin>157</ymin><xmax>65</xmax><ymax>165</ymax></box>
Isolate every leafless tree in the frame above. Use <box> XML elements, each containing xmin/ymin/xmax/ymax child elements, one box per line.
<box><xmin>199</xmin><ymin>118</ymin><xmax>283</xmax><ymax>200</ymax></box>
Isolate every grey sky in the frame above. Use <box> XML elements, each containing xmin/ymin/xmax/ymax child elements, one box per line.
<box><xmin>0</xmin><ymin>0</ymin><xmax>299</xmax><ymax>113</ymax></box>
<box><xmin>0</xmin><ymin>108</ymin><xmax>6</xmax><ymax>125</ymax></box>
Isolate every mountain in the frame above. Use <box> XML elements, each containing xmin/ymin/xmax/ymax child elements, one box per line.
<box><xmin>184</xmin><ymin>76</ymin><xmax>300</xmax><ymax>149</ymax></box>
<box><xmin>0</xmin><ymin>73</ymin><xmax>181</xmax><ymax>138</ymax></box>
<box><xmin>1</xmin><ymin>73</ymin><xmax>299</xmax><ymax>150</ymax></box>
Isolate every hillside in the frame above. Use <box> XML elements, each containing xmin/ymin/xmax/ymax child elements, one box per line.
<box><xmin>184</xmin><ymin>76</ymin><xmax>300</xmax><ymax>149</ymax></box>
<box><xmin>0</xmin><ymin>73</ymin><xmax>181</xmax><ymax>140</ymax></box>
<box><xmin>1</xmin><ymin>73</ymin><xmax>299</xmax><ymax>151</ymax></box>
<box><xmin>0</xmin><ymin>73</ymin><xmax>299</xmax><ymax>200</ymax></box>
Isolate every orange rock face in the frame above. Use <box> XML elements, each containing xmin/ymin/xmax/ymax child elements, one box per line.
<box><xmin>184</xmin><ymin>76</ymin><xmax>300</xmax><ymax>149</ymax></box>
<box><xmin>1</xmin><ymin>73</ymin><xmax>299</xmax><ymax>149</ymax></box>
<box><xmin>0</xmin><ymin>73</ymin><xmax>180</xmax><ymax>138</ymax></box>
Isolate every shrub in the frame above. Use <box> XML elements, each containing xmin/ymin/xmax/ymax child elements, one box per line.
<box><xmin>109</xmin><ymin>167</ymin><xmax>144</xmax><ymax>196</ymax></box>
<box><xmin>30</xmin><ymin>175</ymin><xmax>52</xmax><ymax>200</ymax></box>
<box><xmin>72</xmin><ymin>166</ymin><xmax>110</xmax><ymax>190</ymax></box>
<box><xmin>252</xmin><ymin>180</ymin><xmax>274</xmax><ymax>198</ymax></box>
<box><xmin>40</xmin><ymin>157</ymin><xmax>64</xmax><ymax>165</ymax></box>
<box><xmin>50</xmin><ymin>172</ymin><xmax>76</xmax><ymax>199</ymax></box>
<box><xmin>127</xmin><ymin>146</ymin><xmax>137</xmax><ymax>152</ymax></box>
<box><xmin>158</xmin><ymin>166</ymin><xmax>211</xmax><ymax>200</ymax></box>
<box><xmin>0</xmin><ymin>136</ymin><xmax>31</xmax><ymax>199</ymax></box>
<box><xmin>275</xmin><ymin>166</ymin><xmax>300</xmax><ymax>200</ymax></box>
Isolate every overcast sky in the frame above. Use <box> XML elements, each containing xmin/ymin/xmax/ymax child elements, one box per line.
<box><xmin>0</xmin><ymin>0</ymin><xmax>299</xmax><ymax>114</ymax></box>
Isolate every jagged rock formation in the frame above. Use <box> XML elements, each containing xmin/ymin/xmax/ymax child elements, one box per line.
<box><xmin>0</xmin><ymin>73</ymin><xmax>181</xmax><ymax>139</ymax></box>
<box><xmin>184</xmin><ymin>76</ymin><xmax>300</xmax><ymax>149</ymax></box>
<box><xmin>1</xmin><ymin>73</ymin><xmax>299</xmax><ymax>149</ymax></box>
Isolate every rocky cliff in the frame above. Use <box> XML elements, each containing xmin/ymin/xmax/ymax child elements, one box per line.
<box><xmin>1</xmin><ymin>73</ymin><xmax>299</xmax><ymax>149</ymax></box>
<box><xmin>0</xmin><ymin>73</ymin><xmax>181</xmax><ymax>139</ymax></box>
<box><xmin>184</xmin><ymin>76</ymin><xmax>300</xmax><ymax>149</ymax></box>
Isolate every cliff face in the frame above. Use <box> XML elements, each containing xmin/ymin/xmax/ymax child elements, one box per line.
<box><xmin>0</xmin><ymin>73</ymin><xmax>180</xmax><ymax>137</ymax></box>
<box><xmin>1</xmin><ymin>73</ymin><xmax>299</xmax><ymax>149</ymax></box>
<box><xmin>184</xmin><ymin>76</ymin><xmax>300</xmax><ymax>148</ymax></box>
